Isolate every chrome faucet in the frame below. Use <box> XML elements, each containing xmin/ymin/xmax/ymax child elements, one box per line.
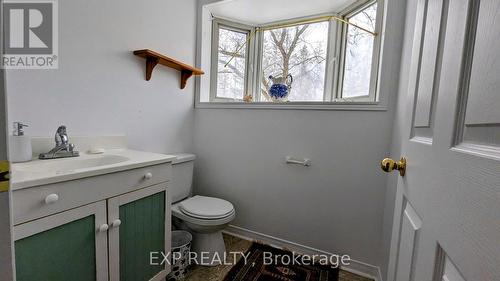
<box><xmin>39</xmin><ymin>125</ymin><xmax>80</xmax><ymax>159</ymax></box>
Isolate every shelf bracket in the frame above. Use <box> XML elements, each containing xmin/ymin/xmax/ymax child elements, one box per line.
<box><xmin>180</xmin><ymin>70</ymin><xmax>193</xmax><ymax>89</ymax></box>
<box><xmin>145</xmin><ymin>57</ymin><xmax>159</xmax><ymax>81</ymax></box>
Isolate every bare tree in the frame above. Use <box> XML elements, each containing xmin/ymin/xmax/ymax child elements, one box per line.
<box><xmin>218</xmin><ymin>23</ymin><xmax>327</xmax><ymax>101</ymax></box>
<box><xmin>260</xmin><ymin>25</ymin><xmax>327</xmax><ymax>101</ymax></box>
<box><xmin>342</xmin><ymin>3</ymin><xmax>378</xmax><ymax>98</ymax></box>
<box><xmin>215</xmin><ymin>29</ymin><xmax>248</xmax><ymax>99</ymax></box>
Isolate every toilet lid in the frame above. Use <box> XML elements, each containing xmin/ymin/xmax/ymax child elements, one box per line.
<box><xmin>179</xmin><ymin>196</ymin><xmax>234</xmax><ymax>219</ymax></box>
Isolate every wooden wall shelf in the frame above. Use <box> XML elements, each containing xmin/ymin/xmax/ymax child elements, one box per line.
<box><xmin>133</xmin><ymin>49</ymin><xmax>204</xmax><ymax>89</ymax></box>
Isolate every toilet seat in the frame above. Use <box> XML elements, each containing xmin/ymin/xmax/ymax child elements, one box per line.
<box><xmin>179</xmin><ymin>196</ymin><xmax>234</xmax><ymax>219</ymax></box>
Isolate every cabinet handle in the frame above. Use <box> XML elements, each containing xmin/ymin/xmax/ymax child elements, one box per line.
<box><xmin>144</xmin><ymin>172</ymin><xmax>153</xmax><ymax>180</ymax></box>
<box><xmin>98</xmin><ymin>224</ymin><xmax>109</xmax><ymax>232</ymax></box>
<box><xmin>44</xmin><ymin>194</ymin><xmax>59</xmax><ymax>204</ymax></box>
<box><xmin>111</xmin><ymin>219</ymin><xmax>121</xmax><ymax>227</ymax></box>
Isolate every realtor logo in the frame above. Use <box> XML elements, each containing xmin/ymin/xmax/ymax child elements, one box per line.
<box><xmin>2</xmin><ymin>0</ymin><xmax>58</xmax><ymax>69</ymax></box>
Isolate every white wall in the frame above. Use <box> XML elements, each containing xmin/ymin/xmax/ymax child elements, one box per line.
<box><xmin>193</xmin><ymin>0</ymin><xmax>406</xmax><ymax>268</ymax></box>
<box><xmin>194</xmin><ymin>110</ymin><xmax>391</xmax><ymax>265</ymax></box>
<box><xmin>6</xmin><ymin>0</ymin><xmax>198</xmax><ymax>154</ymax></box>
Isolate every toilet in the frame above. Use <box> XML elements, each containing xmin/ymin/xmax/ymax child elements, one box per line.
<box><xmin>169</xmin><ymin>153</ymin><xmax>235</xmax><ymax>266</ymax></box>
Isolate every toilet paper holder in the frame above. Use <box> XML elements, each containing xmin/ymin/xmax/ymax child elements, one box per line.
<box><xmin>285</xmin><ymin>156</ymin><xmax>311</xmax><ymax>167</ymax></box>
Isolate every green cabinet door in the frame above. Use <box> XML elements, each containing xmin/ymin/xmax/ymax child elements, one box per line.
<box><xmin>14</xmin><ymin>201</ymin><xmax>109</xmax><ymax>281</ymax></box>
<box><xmin>107</xmin><ymin>184</ymin><xmax>170</xmax><ymax>281</ymax></box>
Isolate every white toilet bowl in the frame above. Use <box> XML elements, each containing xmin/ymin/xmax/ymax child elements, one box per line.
<box><xmin>168</xmin><ymin>153</ymin><xmax>236</xmax><ymax>266</ymax></box>
<box><xmin>172</xmin><ymin>195</ymin><xmax>235</xmax><ymax>266</ymax></box>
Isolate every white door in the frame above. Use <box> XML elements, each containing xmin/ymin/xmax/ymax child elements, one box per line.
<box><xmin>387</xmin><ymin>0</ymin><xmax>500</xmax><ymax>281</ymax></box>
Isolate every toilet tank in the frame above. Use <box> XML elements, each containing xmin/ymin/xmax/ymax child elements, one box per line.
<box><xmin>169</xmin><ymin>153</ymin><xmax>196</xmax><ymax>203</ymax></box>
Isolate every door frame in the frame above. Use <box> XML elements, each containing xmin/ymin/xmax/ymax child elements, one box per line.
<box><xmin>13</xmin><ymin>201</ymin><xmax>109</xmax><ymax>281</ymax></box>
<box><xmin>0</xmin><ymin>0</ymin><xmax>14</xmax><ymax>279</ymax></box>
<box><xmin>107</xmin><ymin>184</ymin><xmax>171</xmax><ymax>281</ymax></box>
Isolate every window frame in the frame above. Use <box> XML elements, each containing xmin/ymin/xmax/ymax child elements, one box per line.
<box><xmin>336</xmin><ymin>0</ymin><xmax>383</xmax><ymax>102</ymax></box>
<box><xmin>201</xmin><ymin>0</ymin><xmax>386</xmax><ymax>110</ymax></box>
<box><xmin>255</xmin><ymin>17</ymin><xmax>332</xmax><ymax>103</ymax></box>
<box><xmin>210</xmin><ymin>18</ymin><xmax>256</xmax><ymax>102</ymax></box>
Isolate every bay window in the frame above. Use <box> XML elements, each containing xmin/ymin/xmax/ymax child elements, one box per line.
<box><xmin>208</xmin><ymin>0</ymin><xmax>382</xmax><ymax>105</ymax></box>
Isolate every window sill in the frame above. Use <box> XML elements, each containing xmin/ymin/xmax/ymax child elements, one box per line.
<box><xmin>195</xmin><ymin>101</ymin><xmax>387</xmax><ymax>111</ymax></box>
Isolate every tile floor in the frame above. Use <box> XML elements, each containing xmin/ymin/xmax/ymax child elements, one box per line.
<box><xmin>183</xmin><ymin>234</ymin><xmax>374</xmax><ymax>281</ymax></box>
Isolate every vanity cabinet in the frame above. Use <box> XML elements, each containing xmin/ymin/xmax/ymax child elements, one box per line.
<box><xmin>108</xmin><ymin>184</ymin><xmax>170</xmax><ymax>281</ymax></box>
<box><xmin>12</xmin><ymin>163</ymin><xmax>172</xmax><ymax>281</ymax></box>
<box><xmin>14</xmin><ymin>201</ymin><xmax>109</xmax><ymax>281</ymax></box>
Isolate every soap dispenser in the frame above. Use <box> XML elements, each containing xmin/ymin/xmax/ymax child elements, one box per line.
<box><xmin>10</xmin><ymin>122</ymin><xmax>33</xmax><ymax>163</ymax></box>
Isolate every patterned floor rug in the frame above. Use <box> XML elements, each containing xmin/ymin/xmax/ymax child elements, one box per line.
<box><xmin>223</xmin><ymin>243</ymin><xmax>339</xmax><ymax>281</ymax></box>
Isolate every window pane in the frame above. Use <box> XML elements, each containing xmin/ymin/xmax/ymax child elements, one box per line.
<box><xmin>342</xmin><ymin>3</ymin><xmax>377</xmax><ymax>98</ymax></box>
<box><xmin>261</xmin><ymin>21</ymin><xmax>328</xmax><ymax>102</ymax></box>
<box><xmin>217</xmin><ymin>28</ymin><xmax>247</xmax><ymax>100</ymax></box>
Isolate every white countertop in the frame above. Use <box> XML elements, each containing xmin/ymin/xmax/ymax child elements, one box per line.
<box><xmin>11</xmin><ymin>149</ymin><xmax>176</xmax><ymax>190</ymax></box>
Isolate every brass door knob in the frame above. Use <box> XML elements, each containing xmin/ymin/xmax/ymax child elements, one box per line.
<box><xmin>381</xmin><ymin>157</ymin><xmax>406</xmax><ymax>176</ymax></box>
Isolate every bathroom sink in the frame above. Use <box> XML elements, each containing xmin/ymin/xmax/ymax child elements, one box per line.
<box><xmin>11</xmin><ymin>149</ymin><xmax>176</xmax><ymax>190</ymax></box>
<box><xmin>14</xmin><ymin>155</ymin><xmax>130</xmax><ymax>174</ymax></box>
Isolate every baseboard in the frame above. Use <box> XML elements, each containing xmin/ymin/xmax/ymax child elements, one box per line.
<box><xmin>223</xmin><ymin>225</ymin><xmax>383</xmax><ymax>281</ymax></box>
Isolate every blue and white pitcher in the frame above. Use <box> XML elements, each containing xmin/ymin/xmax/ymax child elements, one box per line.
<box><xmin>268</xmin><ymin>74</ymin><xmax>293</xmax><ymax>102</ymax></box>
